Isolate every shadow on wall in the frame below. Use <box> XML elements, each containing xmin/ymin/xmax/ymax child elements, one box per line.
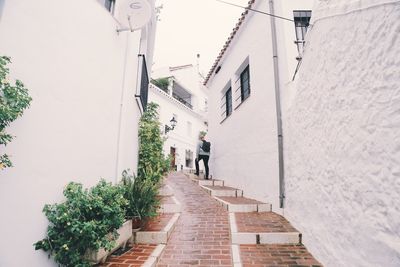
<box><xmin>0</xmin><ymin>0</ymin><xmax>4</xmax><ymax>22</ymax></box>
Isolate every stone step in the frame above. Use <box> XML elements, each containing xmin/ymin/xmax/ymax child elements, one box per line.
<box><xmin>158</xmin><ymin>184</ymin><xmax>173</xmax><ymax>197</ymax></box>
<box><xmin>100</xmin><ymin>244</ymin><xmax>165</xmax><ymax>267</ymax></box>
<box><xmin>214</xmin><ymin>196</ymin><xmax>272</xmax><ymax>212</ymax></box>
<box><xmin>195</xmin><ymin>178</ymin><xmax>225</xmax><ymax>187</ymax></box>
<box><xmin>186</xmin><ymin>173</ymin><xmax>225</xmax><ymax>186</ymax></box>
<box><xmin>157</xmin><ymin>195</ymin><xmax>182</xmax><ymax>213</ymax></box>
<box><xmin>135</xmin><ymin>213</ymin><xmax>180</xmax><ymax>244</ymax></box>
<box><xmin>201</xmin><ymin>185</ymin><xmax>244</xmax><ymax>197</ymax></box>
<box><xmin>230</xmin><ymin>212</ymin><xmax>301</xmax><ymax>245</ymax></box>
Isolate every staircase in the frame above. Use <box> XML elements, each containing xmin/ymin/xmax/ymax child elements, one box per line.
<box><xmin>100</xmin><ymin>180</ymin><xmax>181</xmax><ymax>267</ymax></box>
<box><xmin>185</xmin><ymin>171</ymin><xmax>320</xmax><ymax>267</ymax></box>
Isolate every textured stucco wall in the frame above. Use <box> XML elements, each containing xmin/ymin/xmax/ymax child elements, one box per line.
<box><xmin>283</xmin><ymin>1</ymin><xmax>400</xmax><ymax>266</ymax></box>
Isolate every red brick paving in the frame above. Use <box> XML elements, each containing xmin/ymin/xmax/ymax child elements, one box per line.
<box><xmin>158</xmin><ymin>195</ymin><xmax>176</xmax><ymax>204</ymax></box>
<box><xmin>100</xmin><ymin>244</ymin><xmax>157</xmax><ymax>267</ymax></box>
<box><xmin>142</xmin><ymin>213</ymin><xmax>174</xmax><ymax>232</ymax></box>
<box><xmin>240</xmin><ymin>244</ymin><xmax>322</xmax><ymax>267</ymax></box>
<box><xmin>156</xmin><ymin>172</ymin><xmax>233</xmax><ymax>267</ymax></box>
<box><xmin>235</xmin><ymin>212</ymin><xmax>298</xmax><ymax>233</ymax></box>
<box><xmin>218</xmin><ymin>196</ymin><xmax>265</xmax><ymax>204</ymax></box>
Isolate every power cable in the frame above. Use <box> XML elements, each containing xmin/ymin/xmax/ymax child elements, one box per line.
<box><xmin>216</xmin><ymin>0</ymin><xmax>313</xmax><ymax>26</ymax></box>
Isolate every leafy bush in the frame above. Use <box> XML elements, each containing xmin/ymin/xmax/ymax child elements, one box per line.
<box><xmin>138</xmin><ymin>102</ymin><xmax>169</xmax><ymax>184</ymax></box>
<box><xmin>34</xmin><ymin>180</ymin><xmax>127</xmax><ymax>267</ymax></box>
<box><xmin>0</xmin><ymin>56</ymin><xmax>32</xmax><ymax>170</ymax></box>
<box><xmin>121</xmin><ymin>170</ymin><xmax>160</xmax><ymax>220</ymax></box>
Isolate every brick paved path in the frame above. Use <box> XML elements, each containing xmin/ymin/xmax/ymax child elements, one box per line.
<box><xmin>240</xmin><ymin>244</ymin><xmax>322</xmax><ymax>267</ymax></box>
<box><xmin>157</xmin><ymin>172</ymin><xmax>233</xmax><ymax>267</ymax></box>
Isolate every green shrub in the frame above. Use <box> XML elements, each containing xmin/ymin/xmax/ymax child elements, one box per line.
<box><xmin>0</xmin><ymin>56</ymin><xmax>32</xmax><ymax>170</ymax></box>
<box><xmin>121</xmin><ymin>170</ymin><xmax>160</xmax><ymax>220</ymax></box>
<box><xmin>34</xmin><ymin>180</ymin><xmax>127</xmax><ymax>267</ymax></box>
<box><xmin>151</xmin><ymin>77</ymin><xmax>169</xmax><ymax>93</ymax></box>
<box><xmin>138</xmin><ymin>102</ymin><xmax>169</xmax><ymax>184</ymax></box>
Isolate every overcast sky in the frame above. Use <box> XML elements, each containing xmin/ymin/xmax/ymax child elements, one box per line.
<box><xmin>153</xmin><ymin>0</ymin><xmax>250</xmax><ymax>75</ymax></box>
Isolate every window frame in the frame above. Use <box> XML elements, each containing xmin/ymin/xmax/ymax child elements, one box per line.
<box><xmin>240</xmin><ymin>65</ymin><xmax>250</xmax><ymax>102</ymax></box>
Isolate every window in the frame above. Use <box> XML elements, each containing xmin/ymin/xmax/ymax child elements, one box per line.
<box><xmin>225</xmin><ymin>88</ymin><xmax>232</xmax><ymax>117</ymax></box>
<box><xmin>240</xmin><ymin>66</ymin><xmax>250</xmax><ymax>101</ymax></box>
<box><xmin>137</xmin><ymin>54</ymin><xmax>149</xmax><ymax>111</ymax></box>
<box><xmin>185</xmin><ymin>150</ymin><xmax>194</xmax><ymax>168</ymax></box>
<box><xmin>293</xmin><ymin>10</ymin><xmax>312</xmax><ymax>59</ymax></box>
<box><xmin>220</xmin><ymin>82</ymin><xmax>232</xmax><ymax>121</ymax></box>
<box><xmin>106</xmin><ymin>0</ymin><xmax>116</xmax><ymax>13</ymax></box>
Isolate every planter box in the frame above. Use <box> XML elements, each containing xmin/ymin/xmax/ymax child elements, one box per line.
<box><xmin>85</xmin><ymin>220</ymin><xmax>132</xmax><ymax>264</ymax></box>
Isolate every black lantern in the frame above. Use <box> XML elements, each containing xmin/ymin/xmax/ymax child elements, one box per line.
<box><xmin>165</xmin><ymin>116</ymin><xmax>177</xmax><ymax>134</ymax></box>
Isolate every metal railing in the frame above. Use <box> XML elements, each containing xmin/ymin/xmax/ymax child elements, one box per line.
<box><xmin>172</xmin><ymin>92</ymin><xmax>193</xmax><ymax>109</ymax></box>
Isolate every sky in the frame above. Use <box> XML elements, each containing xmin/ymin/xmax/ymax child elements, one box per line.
<box><xmin>152</xmin><ymin>0</ymin><xmax>250</xmax><ymax>76</ymax></box>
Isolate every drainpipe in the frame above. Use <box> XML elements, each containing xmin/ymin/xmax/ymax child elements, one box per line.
<box><xmin>268</xmin><ymin>0</ymin><xmax>285</xmax><ymax>208</ymax></box>
<box><xmin>115</xmin><ymin>34</ymin><xmax>130</xmax><ymax>183</ymax></box>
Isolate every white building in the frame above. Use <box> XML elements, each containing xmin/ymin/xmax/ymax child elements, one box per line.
<box><xmin>283</xmin><ymin>0</ymin><xmax>400</xmax><ymax>266</ymax></box>
<box><xmin>205</xmin><ymin>0</ymin><xmax>314</xmax><ymax>211</ymax></box>
<box><xmin>150</xmin><ymin>64</ymin><xmax>208</xmax><ymax>171</ymax></box>
<box><xmin>0</xmin><ymin>0</ymin><xmax>156</xmax><ymax>266</ymax></box>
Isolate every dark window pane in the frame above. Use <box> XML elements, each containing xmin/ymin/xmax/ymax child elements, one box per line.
<box><xmin>225</xmin><ymin>88</ymin><xmax>232</xmax><ymax>116</ymax></box>
<box><xmin>240</xmin><ymin>66</ymin><xmax>250</xmax><ymax>101</ymax></box>
<box><xmin>105</xmin><ymin>0</ymin><xmax>115</xmax><ymax>12</ymax></box>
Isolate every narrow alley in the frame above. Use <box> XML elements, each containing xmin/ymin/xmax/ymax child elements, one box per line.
<box><xmin>102</xmin><ymin>172</ymin><xmax>322</xmax><ymax>267</ymax></box>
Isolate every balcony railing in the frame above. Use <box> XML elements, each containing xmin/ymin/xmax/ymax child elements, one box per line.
<box><xmin>172</xmin><ymin>92</ymin><xmax>192</xmax><ymax>109</ymax></box>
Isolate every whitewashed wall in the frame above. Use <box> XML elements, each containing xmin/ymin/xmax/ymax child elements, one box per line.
<box><xmin>206</xmin><ymin>0</ymin><xmax>313</xmax><ymax>211</ymax></box>
<box><xmin>0</xmin><ymin>0</ymin><xmax>155</xmax><ymax>266</ymax></box>
<box><xmin>283</xmin><ymin>1</ymin><xmax>400</xmax><ymax>266</ymax></box>
<box><xmin>207</xmin><ymin>0</ymin><xmax>280</xmax><ymax>208</ymax></box>
<box><xmin>148</xmin><ymin>84</ymin><xmax>207</xmax><ymax>171</ymax></box>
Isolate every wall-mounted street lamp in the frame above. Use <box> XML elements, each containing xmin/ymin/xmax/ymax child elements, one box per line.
<box><xmin>165</xmin><ymin>116</ymin><xmax>177</xmax><ymax>134</ymax></box>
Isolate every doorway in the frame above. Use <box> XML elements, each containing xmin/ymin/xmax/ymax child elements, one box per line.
<box><xmin>170</xmin><ymin>147</ymin><xmax>176</xmax><ymax>170</ymax></box>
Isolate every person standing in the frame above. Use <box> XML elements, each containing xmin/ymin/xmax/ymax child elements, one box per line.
<box><xmin>195</xmin><ymin>134</ymin><xmax>211</xmax><ymax>179</ymax></box>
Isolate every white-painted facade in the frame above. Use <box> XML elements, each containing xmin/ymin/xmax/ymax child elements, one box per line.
<box><xmin>0</xmin><ymin>0</ymin><xmax>156</xmax><ymax>266</ymax></box>
<box><xmin>149</xmin><ymin>65</ymin><xmax>208</xmax><ymax>171</ymax></box>
<box><xmin>205</xmin><ymin>0</ymin><xmax>314</xmax><ymax>211</ymax></box>
<box><xmin>283</xmin><ymin>1</ymin><xmax>400</xmax><ymax>266</ymax></box>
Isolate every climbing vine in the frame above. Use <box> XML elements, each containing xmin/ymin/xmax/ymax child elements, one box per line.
<box><xmin>0</xmin><ymin>56</ymin><xmax>32</xmax><ymax>170</ymax></box>
<box><xmin>137</xmin><ymin>102</ymin><xmax>170</xmax><ymax>183</ymax></box>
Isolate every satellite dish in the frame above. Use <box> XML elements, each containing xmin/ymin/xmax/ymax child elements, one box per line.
<box><xmin>117</xmin><ymin>0</ymin><xmax>152</xmax><ymax>32</ymax></box>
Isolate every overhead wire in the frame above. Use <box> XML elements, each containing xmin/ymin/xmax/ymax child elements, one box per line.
<box><xmin>215</xmin><ymin>0</ymin><xmax>305</xmax><ymax>24</ymax></box>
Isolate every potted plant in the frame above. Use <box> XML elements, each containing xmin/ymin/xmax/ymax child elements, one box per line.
<box><xmin>121</xmin><ymin>170</ymin><xmax>160</xmax><ymax>232</ymax></box>
<box><xmin>34</xmin><ymin>180</ymin><xmax>130</xmax><ymax>266</ymax></box>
